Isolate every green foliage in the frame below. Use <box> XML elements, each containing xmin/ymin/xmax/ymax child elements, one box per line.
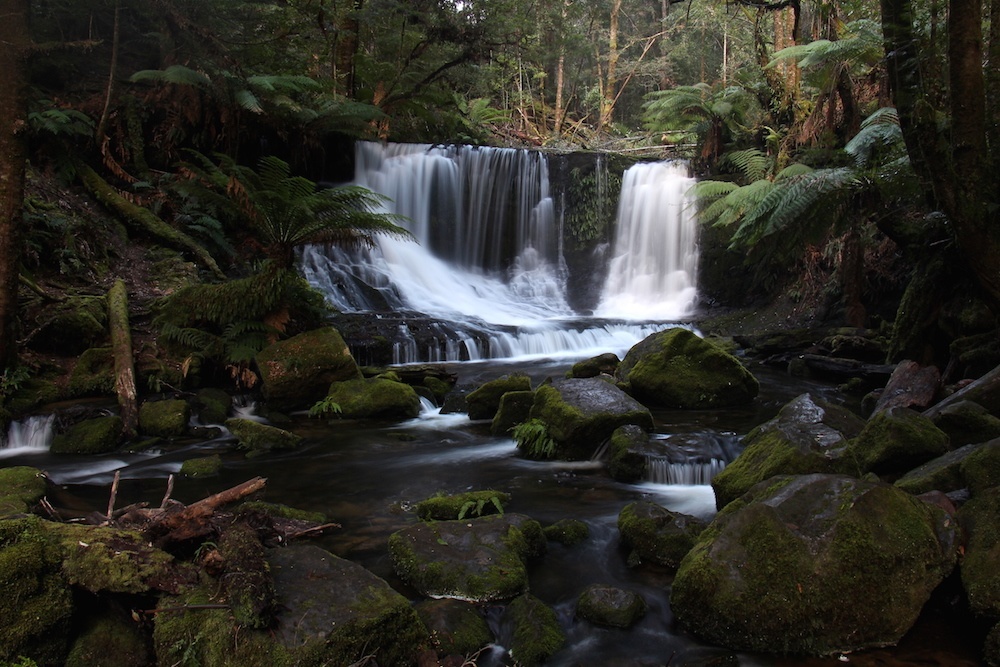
<box><xmin>512</xmin><ymin>418</ymin><xmax>557</xmax><ymax>460</ymax></box>
<box><xmin>27</xmin><ymin>103</ymin><xmax>94</xmax><ymax>139</ymax></box>
<box><xmin>458</xmin><ymin>495</ymin><xmax>506</xmax><ymax>521</ymax></box>
<box><xmin>564</xmin><ymin>166</ymin><xmax>621</xmax><ymax>247</ymax></box>
<box><xmin>308</xmin><ymin>396</ymin><xmax>343</xmax><ymax>418</ymax></box>
<box><xmin>0</xmin><ymin>368</ymin><xmax>30</xmax><ymax>405</ymax></box>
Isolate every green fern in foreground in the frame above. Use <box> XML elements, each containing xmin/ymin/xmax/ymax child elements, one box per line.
<box><xmin>513</xmin><ymin>419</ymin><xmax>558</xmax><ymax>460</ymax></box>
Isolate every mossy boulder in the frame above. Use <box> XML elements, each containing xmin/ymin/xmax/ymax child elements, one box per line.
<box><xmin>66</xmin><ymin>613</ymin><xmax>151</xmax><ymax>667</ymax></box>
<box><xmin>225</xmin><ymin>418</ymin><xmax>303</xmax><ymax>456</ymax></box>
<box><xmin>257</xmin><ymin>326</ymin><xmax>362</xmax><ymax>411</ymax></box>
<box><xmin>845</xmin><ymin>406</ymin><xmax>951</xmax><ymax>476</ymax></box>
<box><xmin>415</xmin><ymin>490</ymin><xmax>510</xmax><ymax>521</ymax></box>
<box><xmin>0</xmin><ymin>466</ymin><xmax>47</xmax><ymax>517</ymax></box>
<box><xmin>195</xmin><ymin>387</ymin><xmax>232</xmax><ymax>425</ymax></box>
<box><xmin>138</xmin><ymin>398</ymin><xmax>190</xmax><ymax>438</ymax></box>
<box><xmin>324</xmin><ymin>377</ymin><xmax>422</xmax><ymax>419</ymax></box>
<box><xmin>618</xmin><ymin>500</ymin><xmax>706</xmax><ymax>569</ymax></box>
<box><xmin>218</xmin><ymin>521</ymin><xmax>276</xmax><ymax>629</ymax></box>
<box><xmin>528</xmin><ymin>377</ymin><xmax>653</xmax><ymax>460</ymax></box>
<box><xmin>958</xmin><ymin>486</ymin><xmax>1000</xmax><ymax>620</ymax></box>
<box><xmin>466</xmin><ymin>373</ymin><xmax>532</xmax><ymax>420</ymax></box>
<box><xmin>931</xmin><ymin>400</ymin><xmax>1000</xmax><ymax>447</ymax></box>
<box><xmin>672</xmin><ymin>474</ymin><xmax>957</xmax><ymax>656</ymax></box>
<box><xmin>711</xmin><ymin>394</ymin><xmax>864</xmax><ymax>510</ymax></box>
<box><xmin>0</xmin><ymin>516</ymin><xmax>74</xmax><ymax>665</ymax></box>
<box><xmin>415</xmin><ymin>598</ymin><xmax>492</xmax><ymax>657</ymax></box>
<box><xmin>491</xmin><ymin>389</ymin><xmax>535</xmax><ymax>436</ymax></box>
<box><xmin>28</xmin><ymin>295</ymin><xmax>107</xmax><ymax>355</ymax></box>
<box><xmin>959</xmin><ymin>438</ymin><xmax>1000</xmax><ymax>496</ymax></box>
<box><xmin>543</xmin><ymin>518</ymin><xmax>589</xmax><ymax>546</ymax></box>
<box><xmin>607</xmin><ymin>424</ymin><xmax>649</xmax><ymax>483</ymax></box>
<box><xmin>180</xmin><ymin>454</ymin><xmax>223</xmax><ymax>477</ymax></box>
<box><xmin>388</xmin><ymin>513</ymin><xmax>545</xmax><ymax>602</ymax></box>
<box><xmin>67</xmin><ymin>347</ymin><xmax>114</xmax><ymax>397</ymax></box>
<box><xmin>576</xmin><ymin>584</ymin><xmax>646</xmax><ymax>628</ymax></box>
<box><xmin>268</xmin><ymin>544</ymin><xmax>428</xmax><ymax>666</ymax></box>
<box><xmin>894</xmin><ymin>443</ymin><xmax>983</xmax><ymax>495</ymax></box>
<box><xmin>50</xmin><ymin>415</ymin><xmax>123</xmax><ymax>454</ymax></box>
<box><xmin>502</xmin><ymin>593</ymin><xmax>565</xmax><ymax>667</ymax></box>
<box><xmin>616</xmin><ymin>327</ymin><xmax>759</xmax><ymax>409</ymax></box>
<box><xmin>568</xmin><ymin>352</ymin><xmax>620</xmax><ymax>378</ymax></box>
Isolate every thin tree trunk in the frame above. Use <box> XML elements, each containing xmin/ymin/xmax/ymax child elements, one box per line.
<box><xmin>599</xmin><ymin>0</ymin><xmax>622</xmax><ymax>132</ymax></box>
<box><xmin>0</xmin><ymin>0</ymin><xmax>30</xmax><ymax>371</ymax></box>
<box><xmin>333</xmin><ymin>0</ymin><xmax>364</xmax><ymax>97</ymax></box>
<box><xmin>96</xmin><ymin>0</ymin><xmax>121</xmax><ymax>142</ymax></box>
<box><xmin>108</xmin><ymin>279</ymin><xmax>138</xmax><ymax>439</ymax></box>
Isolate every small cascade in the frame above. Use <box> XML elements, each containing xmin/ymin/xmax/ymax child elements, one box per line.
<box><xmin>645</xmin><ymin>456</ymin><xmax>726</xmax><ymax>485</ymax></box>
<box><xmin>597</xmin><ymin>161</ymin><xmax>698</xmax><ymax>320</ymax></box>
<box><xmin>1</xmin><ymin>414</ymin><xmax>55</xmax><ymax>454</ymax></box>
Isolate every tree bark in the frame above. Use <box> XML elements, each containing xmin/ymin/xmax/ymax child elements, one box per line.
<box><xmin>0</xmin><ymin>0</ymin><xmax>30</xmax><ymax>371</ymax></box>
<box><xmin>108</xmin><ymin>279</ymin><xmax>138</xmax><ymax>439</ymax></box>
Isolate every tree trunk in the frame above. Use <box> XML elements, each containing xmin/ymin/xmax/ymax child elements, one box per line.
<box><xmin>0</xmin><ymin>0</ymin><xmax>30</xmax><ymax>371</ymax></box>
<box><xmin>598</xmin><ymin>0</ymin><xmax>622</xmax><ymax>132</ymax></box>
<box><xmin>108</xmin><ymin>279</ymin><xmax>138</xmax><ymax>439</ymax></box>
<box><xmin>332</xmin><ymin>0</ymin><xmax>364</xmax><ymax>97</ymax></box>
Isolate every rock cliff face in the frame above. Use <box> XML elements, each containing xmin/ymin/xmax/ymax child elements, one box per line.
<box><xmin>671</xmin><ymin>473</ymin><xmax>957</xmax><ymax>656</ymax></box>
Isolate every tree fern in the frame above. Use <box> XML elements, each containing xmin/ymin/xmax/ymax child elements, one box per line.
<box><xmin>130</xmin><ymin>65</ymin><xmax>213</xmax><ymax>88</ymax></box>
<box><xmin>720</xmin><ymin>149</ymin><xmax>773</xmax><ymax>183</ymax></box>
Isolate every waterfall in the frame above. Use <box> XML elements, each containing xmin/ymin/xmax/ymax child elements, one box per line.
<box><xmin>596</xmin><ymin>161</ymin><xmax>698</xmax><ymax>320</ymax></box>
<box><xmin>300</xmin><ymin>142</ymin><xmax>700</xmax><ymax>363</ymax></box>
<box><xmin>644</xmin><ymin>456</ymin><xmax>726</xmax><ymax>485</ymax></box>
<box><xmin>1</xmin><ymin>414</ymin><xmax>55</xmax><ymax>455</ymax></box>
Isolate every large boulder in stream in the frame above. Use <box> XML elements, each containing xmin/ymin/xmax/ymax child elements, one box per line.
<box><xmin>671</xmin><ymin>474</ymin><xmax>957</xmax><ymax>657</ymax></box>
<box><xmin>324</xmin><ymin>377</ymin><xmax>422</xmax><ymax>420</ymax></box>
<box><xmin>466</xmin><ymin>373</ymin><xmax>532</xmax><ymax>420</ymax></box>
<box><xmin>843</xmin><ymin>406</ymin><xmax>950</xmax><ymax>477</ymax></box>
<box><xmin>257</xmin><ymin>326</ymin><xmax>362</xmax><ymax>411</ymax></box>
<box><xmin>617</xmin><ymin>500</ymin><xmax>706</xmax><ymax>569</ymax></box>
<box><xmin>711</xmin><ymin>393</ymin><xmax>865</xmax><ymax>510</ymax></box>
<box><xmin>616</xmin><ymin>327</ymin><xmax>759</xmax><ymax>409</ymax></box>
<box><xmin>527</xmin><ymin>377</ymin><xmax>653</xmax><ymax>460</ymax></box>
<box><xmin>388</xmin><ymin>513</ymin><xmax>546</xmax><ymax>602</ymax></box>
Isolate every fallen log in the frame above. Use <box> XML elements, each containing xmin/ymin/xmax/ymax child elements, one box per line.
<box><xmin>145</xmin><ymin>476</ymin><xmax>266</xmax><ymax>548</ymax></box>
<box><xmin>107</xmin><ymin>280</ymin><xmax>138</xmax><ymax>438</ymax></box>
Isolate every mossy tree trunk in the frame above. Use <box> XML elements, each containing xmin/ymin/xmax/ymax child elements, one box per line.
<box><xmin>0</xmin><ymin>0</ymin><xmax>30</xmax><ymax>371</ymax></box>
<box><xmin>108</xmin><ymin>280</ymin><xmax>138</xmax><ymax>439</ymax></box>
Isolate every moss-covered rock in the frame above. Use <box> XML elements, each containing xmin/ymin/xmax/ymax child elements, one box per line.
<box><xmin>28</xmin><ymin>295</ymin><xmax>108</xmax><ymax>356</ymax></box>
<box><xmin>466</xmin><ymin>373</ymin><xmax>532</xmax><ymax>420</ymax></box>
<box><xmin>960</xmin><ymin>438</ymin><xmax>1000</xmax><ymax>497</ymax></box>
<box><xmin>618</xmin><ymin>500</ymin><xmax>706</xmax><ymax>569</ymax></box>
<box><xmin>225</xmin><ymin>418</ymin><xmax>303</xmax><ymax>456</ymax></box>
<box><xmin>931</xmin><ymin>400</ymin><xmax>1000</xmax><ymax>448</ymax></box>
<box><xmin>576</xmin><ymin>584</ymin><xmax>646</xmax><ymax>628</ymax></box>
<box><xmin>257</xmin><ymin>327</ymin><xmax>362</xmax><ymax>411</ymax></box>
<box><xmin>415</xmin><ymin>598</ymin><xmax>492</xmax><ymax>657</ymax></box>
<box><xmin>491</xmin><ymin>389</ymin><xmax>535</xmax><ymax>436</ymax></box>
<box><xmin>845</xmin><ymin>406</ymin><xmax>951</xmax><ymax>476</ymax></box>
<box><xmin>267</xmin><ymin>544</ymin><xmax>428</xmax><ymax>666</ymax></box>
<box><xmin>0</xmin><ymin>466</ymin><xmax>47</xmax><ymax>518</ymax></box>
<box><xmin>672</xmin><ymin>474</ymin><xmax>957</xmax><ymax>656</ymax></box>
<box><xmin>528</xmin><ymin>377</ymin><xmax>653</xmax><ymax>460</ymax></box>
<box><xmin>236</xmin><ymin>501</ymin><xmax>326</xmax><ymax>524</ymax></box>
<box><xmin>180</xmin><ymin>454</ymin><xmax>223</xmax><ymax>477</ymax></box>
<box><xmin>607</xmin><ymin>424</ymin><xmax>648</xmax><ymax>483</ymax></box>
<box><xmin>0</xmin><ymin>517</ymin><xmax>74</xmax><ymax>665</ymax></box>
<box><xmin>502</xmin><ymin>593</ymin><xmax>565</xmax><ymax>667</ymax></box>
<box><xmin>195</xmin><ymin>387</ymin><xmax>232</xmax><ymax>425</ymax></box>
<box><xmin>959</xmin><ymin>486</ymin><xmax>1000</xmax><ymax>624</ymax></box>
<box><xmin>712</xmin><ymin>394</ymin><xmax>864</xmax><ymax>510</ymax></box>
<box><xmin>388</xmin><ymin>514</ymin><xmax>545</xmax><ymax>602</ymax></box>
<box><xmin>894</xmin><ymin>443</ymin><xmax>983</xmax><ymax>495</ymax></box>
<box><xmin>616</xmin><ymin>327</ymin><xmax>759</xmax><ymax>409</ymax></box>
<box><xmin>50</xmin><ymin>415</ymin><xmax>123</xmax><ymax>454</ymax></box>
<box><xmin>138</xmin><ymin>398</ymin><xmax>190</xmax><ymax>438</ymax></box>
<box><xmin>567</xmin><ymin>352</ymin><xmax>620</xmax><ymax>379</ymax></box>
<box><xmin>66</xmin><ymin>347</ymin><xmax>114</xmax><ymax>398</ymax></box>
<box><xmin>323</xmin><ymin>377</ymin><xmax>422</xmax><ymax>419</ymax></box>
<box><xmin>65</xmin><ymin>613</ymin><xmax>150</xmax><ymax>667</ymax></box>
<box><xmin>218</xmin><ymin>521</ymin><xmax>275</xmax><ymax>629</ymax></box>
<box><xmin>543</xmin><ymin>518</ymin><xmax>589</xmax><ymax>546</ymax></box>
<box><xmin>415</xmin><ymin>490</ymin><xmax>510</xmax><ymax>521</ymax></box>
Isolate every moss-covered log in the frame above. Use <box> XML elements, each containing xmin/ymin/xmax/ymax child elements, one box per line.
<box><xmin>77</xmin><ymin>163</ymin><xmax>225</xmax><ymax>279</ymax></box>
<box><xmin>107</xmin><ymin>279</ymin><xmax>137</xmax><ymax>438</ymax></box>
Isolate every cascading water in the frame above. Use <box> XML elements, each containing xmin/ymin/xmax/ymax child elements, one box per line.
<box><xmin>300</xmin><ymin>142</ymin><xmax>700</xmax><ymax>363</ymax></box>
<box><xmin>0</xmin><ymin>414</ymin><xmax>55</xmax><ymax>456</ymax></box>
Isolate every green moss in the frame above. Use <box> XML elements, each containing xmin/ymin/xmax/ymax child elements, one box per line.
<box><xmin>958</xmin><ymin>487</ymin><xmax>1000</xmax><ymax>617</ymax></box>
<box><xmin>50</xmin><ymin>416</ymin><xmax>123</xmax><ymax>455</ymax></box>
<box><xmin>257</xmin><ymin>327</ymin><xmax>362</xmax><ymax>411</ymax></box>
<box><xmin>195</xmin><ymin>388</ymin><xmax>232</xmax><ymax>425</ymax></box>
<box><xmin>490</xmin><ymin>389</ymin><xmax>535</xmax><ymax>436</ymax></box>
<box><xmin>66</xmin><ymin>347</ymin><xmax>115</xmax><ymax>397</ymax></box>
<box><xmin>576</xmin><ymin>584</ymin><xmax>646</xmax><ymax>628</ymax></box>
<box><xmin>415</xmin><ymin>490</ymin><xmax>510</xmax><ymax>521</ymax></box>
<box><xmin>847</xmin><ymin>407</ymin><xmax>950</xmax><ymax>476</ymax></box>
<box><xmin>138</xmin><ymin>399</ymin><xmax>191</xmax><ymax>438</ymax></box>
<box><xmin>466</xmin><ymin>373</ymin><xmax>532</xmax><ymax>420</ymax></box>
<box><xmin>618</xmin><ymin>501</ymin><xmax>705</xmax><ymax>569</ymax></box>
<box><xmin>65</xmin><ymin>614</ymin><xmax>150</xmax><ymax>667</ymax></box>
<box><xmin>225</xmin><ymin>418</ymin><xmax>303</xmax><ymax>456</ymax></box>
<box><xmin>607</xmin><ymin>424</ymin><xmax>647</xmax><ymax>482</ymax></box>
<box><xmin>543</xmin><ymin>519</ymin><xmax>589</xmax><ymax>546</ymax></box>
<box><xmin>961</xmin><ymin>440</ymin><xmax>1000</xmax><ymax>497</ymax></box>
<box><xmin>415</xmin><ymin>599</ymin><xmax>492</xmax><ymax>657</ymax></box>
<box><xmin>218</xmin><ymin>522</ymin><xmax>275</xmax><ymax>629</ymax></box>
<box><xmin>0</xmin><ymin>467</ymin><xmax>46</xmax><ymax>518</ymax></box>
<box><xmin>237</xmin><ymin>501</ymin><xmax>326</xmax><ymax>524</ymax></box>
<box><xmin>323</xmin><ymin>377</ymin><xmax>421</xmax><ymax>419</ymax></box>
<box><xmin>422</xmin><ymin>376</ymin><xmax>452</xmax><ymax>403</ymax></box>
<box><xmin>504</xmin><ymin>594</ymin><xmax>565</xmax><ymax>667</ymax></box>
<box><xmin>321</xmin><ymin>584</ymin><xmax>428</xmax><ymax>667</ymax></box>
<box><xmin>180</xmin><ymin>454</ymin><xmax>222</xmax><ymax>478</ymax></box>
<box><xmin>52</xmin><ymin>523</ymin><xmax>180</xmax><ymax>594</ymax></box>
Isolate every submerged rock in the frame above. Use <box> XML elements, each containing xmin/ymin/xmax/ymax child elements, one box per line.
<box><xmin>672</xmin><ymin>474</ymin><xmax>957</xmax><ymax>656</ymax></box>
<box><xmin>388</xmin><ymin>513</ymin><xmax>545</xmax><ymax>602</ymax></box>
<box><xmin>257</xmin><ymin>326</ymin><xmax>362</xmax><ymax>411</ymax></box>
<box><xmin>528</xmin><ymin>377</ymin><xmax>653</xmax><ymax>460</ymax></box>
<box><xmin>711</xmin><ymin>393</ymin><xmax>864</xmax><ymax>509</ymax></box>
<box><xmin>616</xmin><ymin>327</ymin><xmax>759</xmax><ymax>409</ymax></box>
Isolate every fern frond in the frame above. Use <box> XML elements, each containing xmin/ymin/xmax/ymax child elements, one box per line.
<box><xmin>130</xmin><ymin>65</ymin><xmax>212</xmax><ymax>88</ymax></box>
<box><xmin>721</xmin><ymin>149</ymin><xmax>772</xmax><ymax>182</ymax></box>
